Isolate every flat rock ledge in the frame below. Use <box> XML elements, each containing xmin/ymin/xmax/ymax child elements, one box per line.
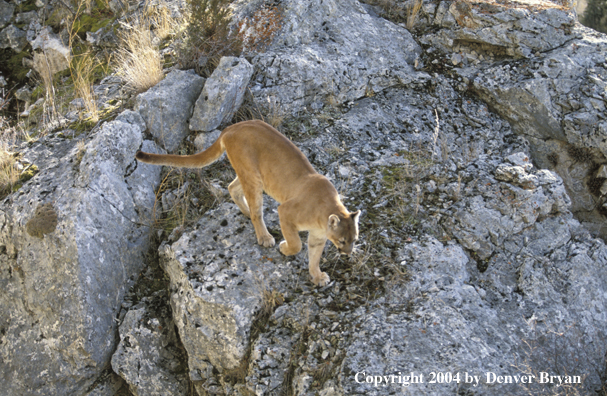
<box><xmin>159</xmin><ymin>202</ymin><xmax>304</xmax><ymax>380</ymax></box>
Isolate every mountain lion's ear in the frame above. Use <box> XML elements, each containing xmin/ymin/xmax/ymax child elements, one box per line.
<box><xmin>328</xmin><ymin>214</ymin><xmax>340</xmax><ymax>229</ymax></box>
<box><xmin>351</xmin><ymin>210</ymin><xmax>361</xmax><ymax>223</ymax></box>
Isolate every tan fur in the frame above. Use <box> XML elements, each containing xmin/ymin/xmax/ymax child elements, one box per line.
<box><xmin>136</xmin><ymin>120</ymin><xmax>360</xmax><ymax>286</ymax></box>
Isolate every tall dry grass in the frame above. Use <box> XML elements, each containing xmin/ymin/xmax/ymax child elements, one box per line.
<box><xmin>0</xmin><ymin>95</ymin><xmax>20</xmax><ymax>196</ymax></box>
<box><xmin>146</xmin><ymin>2</ymin><xmax>180</xmax><ymax>41</ymax></box>
<box><xmin>406</xmin><ymin>0</ymin><xmax>424</xmax><ymax>29</ymax></box>
<box><xmin>71</xmin><ymin>53</ymin><xmax>99</xmax><ymax>122</ymax></box>
<box><xmin>0</xmin><ymin>147</ymin><xmax>19</xmax><ymax>197</ymax></box>
<box><xmin>36</xmin><ymin>53</ymin><xmax>60</xmax><ymax>124</ymax></box>
<box><xmin>116</xmin><ymin>17</ymin><xmax>164</xmax><ymax>92</ymax></box>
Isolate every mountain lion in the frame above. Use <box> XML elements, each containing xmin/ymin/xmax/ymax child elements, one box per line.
<box><xmin>136</xmin><ymin>120</ymin><xmax>360</xmax><ymax>286</ymax></box>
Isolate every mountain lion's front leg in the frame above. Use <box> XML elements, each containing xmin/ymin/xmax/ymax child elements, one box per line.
<box><xmin>241</xmin><ymin>181</ymin><xmax>275</xmax><ymax>247</ymax></box>
<box><xmin>308</xmin><ymin>230</ymin><xmax>329</xmax><ymax>286</ymax></box>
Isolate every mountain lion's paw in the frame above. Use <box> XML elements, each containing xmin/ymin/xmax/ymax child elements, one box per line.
<box><xmin>312</xmin><ymin>272</ymin><xmax>330</xmax><ymax>287</ymax></box>
<box><xmin>258</xmin><ymin>234</ymin><xmax>275</xmax><ymax>247</ymax></box>
<box><xmin>279</xmin><ymin>240</ymin><xmax>298</xmax><ymax>256</ymax></box>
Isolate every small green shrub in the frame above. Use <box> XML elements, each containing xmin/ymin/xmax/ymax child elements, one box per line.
<box><xmin>177</xmin><ymin>0</ymin><xmax>242</xmax><ymax>76</ymax></box>
<box><xmin>582</xmin><ymin>0</ymin><xmax>607</xmax><ymax>34</ymax></box>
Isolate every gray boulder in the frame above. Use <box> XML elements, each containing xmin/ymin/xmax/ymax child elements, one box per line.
<box><xmin>159</xmin><ymin>201</ymin><xmax>302</xmax><ymax>378</ymax></box>
<box><xmin>31</xmin><ymin>27</ymin><xmax>72</xmax><ymax>76</ymax></box>
<box><xmin>135</xmin><ymin>69</ymin><xmax>205</xmax><ymax>152</ymax></box>
<box><xmin>111</xmin><ymin>290</ymin><xmax>189</xmax><ymax>396</ymax></box>
<box><xmin>189</xmin><ymin>56</ymin><xmax>254</xmax><ymax>132</ymax></box>
<box><xmin>235</xmin><ymin>0</ymin><xmax>424</xmax><ymax>113</ymax></box>
<box><xmin>0</xmin><ymin>0</ymin><xmax>14</xmax><ymax>29</ymax></box>
<box><xmin>0</xmin><ymin>111</ymin><xmax>162</xmax><ymax>395</ymax></box>
<box><xmin>14</xmin><ymin>84</ymin><xmax>31</xmax><ymax>102</ymax></box>
<box><xmin>194</xmin><ymin>129</ymin><xmax>221</xmax><ymax>151</ymax></box>
<box><xmin>0</xmin><ymin>24</ymin><xmax>27</xmax><ymax>52</ymax></box>
<box><xmin>85</xmin><ymin>370</ymin><xmax>127</xmax><ymax>396</ymax></box>
<box><xmin>445</xmin><ymin>156</ymin><xmax>570</xmax><ymax>259</ymax></box>
<box><xmin>15</xmin><ymin>10</ymin><xmax>37</xmax><ymax>26</ymax></box>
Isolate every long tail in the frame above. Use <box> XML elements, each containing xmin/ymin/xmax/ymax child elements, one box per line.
<box><xmin>135</xmin><ymin>134</ymin><xmax>225</xmax><ymax>168</ymax></box>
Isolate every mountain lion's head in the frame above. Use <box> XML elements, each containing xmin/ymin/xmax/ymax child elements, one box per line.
<box><xmin>327</xmin><ymin>210</ymin><xmax>360</xmax><ymax>255</ymax></box>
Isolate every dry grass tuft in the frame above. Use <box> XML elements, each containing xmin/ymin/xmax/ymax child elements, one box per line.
<box><xmin>145</xmin><ymin>1</ymin><xmax>180</xmax><ymax>41</ymax></box>
<box><xmin>152</xmin><ymin>168</ymin><xmax>192</xmax><ymax>234</ymax></box>
<box><xmin>116</xmin><ymin>17</ymin><xmax>164</xmax><ymax>93</ymax></box>
<box><xmin>0</xmin><ymin>147</ymin><xmax>19</xmax><ymax>198</ymax></box>
<box><xmin>406</xmin><ymin>0</ymin><xmax>424</xmax><ymax>29</ymax></box>
<box><xmin>0</xmin><ymin>103</ymin><xmax>21</xmax><ymax>197</ymax></box>
<box><xmin>261</xmin><ymin>288</ymin><xmax>284</xmax><ymax>318</ymax></box>
<box><xmin>265</xmin><ymin>96</ymin><xmax>286</xmax><ymax>129</ymax></box>
<box><xmin>36</xmin><ymin>53</ymin><xmax>60</xmax><ymax>124</ymax></box>
<box><xmin>71</xmin><ymin>53</ymin><xmax>99</xmax><ymax>122</ymax></box>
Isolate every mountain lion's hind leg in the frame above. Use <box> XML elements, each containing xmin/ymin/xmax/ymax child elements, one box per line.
<box><xmin>241</xmin><ymin>179</ymin><xmax>275</xmax><ymax>247</ymax></box>
<box><xmin>277</xmin><ymin>203</ymin><xmax>303</xmax><ymax>256</ymax></box>
<box><xmin>228</xmin><ymin>177</ymin><xmax>250</xmax><ymax>218</ymax></box>
<box><xmin>308</xmin><ymin>230</ymin><xmax>329</xmax><ymax>286</ymax></box>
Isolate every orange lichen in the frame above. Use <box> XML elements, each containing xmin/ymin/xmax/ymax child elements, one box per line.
<box><xmin>237</xmin><ymin>6</ymin><xmax>284</xmax><ymax>53</ymax></box>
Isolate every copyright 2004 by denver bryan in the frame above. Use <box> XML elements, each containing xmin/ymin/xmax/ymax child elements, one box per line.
<box><xmin>353</xmin><ymin>370</ymin><xmax>583</xmax><ymax>389</ymax></box>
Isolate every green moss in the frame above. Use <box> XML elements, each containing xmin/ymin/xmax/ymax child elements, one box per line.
<box><xmin>20</xmin><ymin>164</ymin><xmax>39</xmax><ymax>182</ymax></box>
<box><xmin>48</xmin><ymin>0</ymin><xmax>115</xmax><ymax>37</ymax></box>
<box><xmin>31</xmin><ymin>85</ymin><xmax>45</xmax><ymax>100</ymax></box>
<box><xmin>45</xmin><ymin>7</ymin><xmax>71</xmax><ymax>28</ymax></box>
<box><xmin>72</xmin><ymin>14</ymin><xmax>114</xmax><ymax>35</ymax></box>
<box><xmin>1</xmin><ymin>49</ymin><xmax>31</xmax><ymax>84</ymax></box>
<box><xmin>381</xmin><ymin>165</ymin><xmax>413</xmax><ymax>188</ymax></box>
<box><xmin>5</xmin><ymin>164</ymin><xmax>40</xmax><ymax>197</ymax></box>
<box><xmin>18</xmin><ymin>0</ymin><xmax>38</xmax><ymax>12</ymax></box>
<box><xmin>70</xmin><ymin>119</ymin><xmax>97</xmax><ymax>134</ymax></box>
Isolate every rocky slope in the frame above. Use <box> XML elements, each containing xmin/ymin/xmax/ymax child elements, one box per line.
<box><xmin>2</xmin><ymin>0</ymin><xmax>607</xmax><ymax>395</ymax></box>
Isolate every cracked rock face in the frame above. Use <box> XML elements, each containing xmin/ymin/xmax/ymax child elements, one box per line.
<box><xmin>421</xmin><ymin>0</ymin><xmax>578</xmax><ymax>59</ymax></box>
<box><xmin>235</xmin><ymin>0</ymin><xmax>424</xmax><ymax>113</ymax></box>
<box><xmin>156</xmin><ymin>64</ymin><xmax>607</xmax><ymax>394</ymax></box>
<box><xmin>444</xmin><ymin>156</ymin><xmax>571</xmax><ymax>260</ymax></box>
<box><xmin>461</xmin><ymin>26</ymin><xmax>607</xmax><ymax>237</ymax></box>
<box><xmin>341</xmin><ymin>221</ymin><xmax>607</xmax><ymax>395</ymax></box>
<box><xmin>111</xmin><ymin>290</ymin><xmax>189</xmax><ymax>396</ymax></box>
<box><xmin>0</xmin><ymin>111</ymin><xmax>162</xmax><ymax>395</ymax></box>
